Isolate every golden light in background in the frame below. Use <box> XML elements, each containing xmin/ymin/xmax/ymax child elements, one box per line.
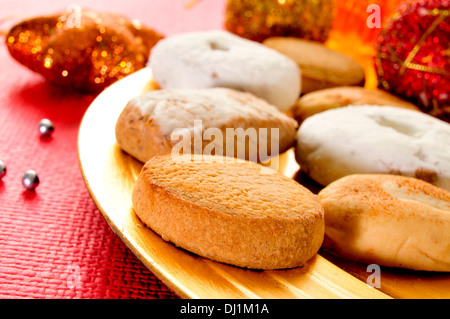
<box><xmin>224</xmin><ymin>0</ymin><xmax>335</xmax><ymax>43</ymax></box>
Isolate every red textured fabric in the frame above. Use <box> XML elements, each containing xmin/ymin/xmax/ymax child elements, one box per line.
<box><xmin>0</xmin><ymin>0</ymin><xmax>226</xmax><ymax>299</ymax></box>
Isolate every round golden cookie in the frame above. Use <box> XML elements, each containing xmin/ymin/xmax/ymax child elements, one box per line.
<box><xmin>319</xmin><ymin>174</ymin><xmax>450</xmax><ymax>272</ymax></box>
<box><xmin>132</xmin><ymin>154</ymin><xmax>325</xmax><ymax>270</ymax></box>
<box><xmin>263</xmin><ymin>37</ymin><xmax>365</xmax><ymax>95</ymax></box>
<box><xmin>293</xmin><ymin>86</ymin><xmax>420</xmax><ymax>123</ymax></box>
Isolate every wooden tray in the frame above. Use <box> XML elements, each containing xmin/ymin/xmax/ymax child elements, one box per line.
<box><xmin>78</xmin><ymin>67</ymin><xmax>449</xmax><ymax>299</ymax></box>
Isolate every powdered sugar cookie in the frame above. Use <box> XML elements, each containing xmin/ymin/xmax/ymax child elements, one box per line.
<box><xmin>116</xmin><ymin>88</ymin><xmax>298</xmax><ymax>163</ymax></box>
<box><xmin>148</xmin><ymin>30</ymin><xmax>301</xmax><ymax>111</ymax></box>
<box><xmin>296</xmin><ymin>105</ymin><xmax>450</xmax><ymax>191</ymax></box>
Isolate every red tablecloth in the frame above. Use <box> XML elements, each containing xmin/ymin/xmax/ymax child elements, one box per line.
<box><xmin>0</xmin><ymin>0</ymin><xmax>225</xmax><ymax>299</ymax></box>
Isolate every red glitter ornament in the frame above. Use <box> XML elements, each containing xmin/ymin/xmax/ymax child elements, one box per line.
<box><xmin>6</xmin><ymin>7</ymin><xmax>164</xmax><ymax>93</ymax></box>
<box><xmin>375</xmin><ymin>0</ymin><xmax>450</xmax><ymax>122</ymax></box>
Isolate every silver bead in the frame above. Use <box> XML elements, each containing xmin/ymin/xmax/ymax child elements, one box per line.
<box><xmin>0</xmin><ymin>160</ymin><xmax>6</xmax><ymax>179</ymax></box>
<box><xmin>39</xmin><ymin>119</ymin><xmax>54</xmax><ymax>137</ymax></box>
<box><xmin>22</xmin><ymin>170</ymin><xmax>40</xmax><ymax>191</ymax></box>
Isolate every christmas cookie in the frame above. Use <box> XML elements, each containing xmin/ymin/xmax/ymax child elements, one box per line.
<box><xmin>263</xmin><ymin>37</ymin><xmax>365</xmax><ymax>94</ymax></box>
<box><xmin>148</xmin><ymin>30</ymin><xmax>301</xmax><ymax>111</ymax></box>
<box><xmin>293</xmin><ymin>86</ymin><xmax>420</xmax><ymax>123</ymax></box>
<box><xmin>115</xmin><ymin>88</ymin><xmax>298</xmax><ymax>163</ymax></box>
<box><xmin>319</xmin><ymin>174</ymin><xmax>450</xmax><ymax>272</ymax></box>
<box><xmin>295</xmin><ymin>105</ymin><xmax>450</xmax><ymax>191</ymax></box>
<box><xmin>132</xmin><ymin>154</ymin><xmax>325</xmax><ymax>269</ymax></box>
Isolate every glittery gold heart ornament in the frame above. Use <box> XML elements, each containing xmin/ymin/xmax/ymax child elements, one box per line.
<box><xmin>6</xmin><ymin>7</ymin><xmax>164</xmax><ymax>92</ymax></box>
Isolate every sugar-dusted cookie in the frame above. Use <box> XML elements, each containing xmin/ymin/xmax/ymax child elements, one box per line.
<box><xmin>296</xmin><ymin>105</ymin><xmax>450</xmax><ymax>191</ymax></box>
<box><xmin>148</xmin><ymin>30</ymin><xmax>301</xmax><ymax>111</ymax></box>
<box><xmin>116</xmin><ymin>88</ymin><xmax>298</xmax><ymax>163</ymax></box>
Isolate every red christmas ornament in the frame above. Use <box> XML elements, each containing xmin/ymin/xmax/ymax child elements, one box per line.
<box><xmin>375</xmin><ymin>0</ymin><xmax>450</xmax><ymax>122</ymax></box>
<box><xmin>6</xmin><ymin>7</ymin><xmax>164</xmax><ymax>93</ymax></box>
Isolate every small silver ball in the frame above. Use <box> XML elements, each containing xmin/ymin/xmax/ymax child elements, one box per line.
<box><xmin>22</xmin><ymin>170</ymin><xmax>40</xmax><ymax>191</ymax></box>
<box><xmin>39</xmin><ymin>119</ymin><xmax>54</xmax><ymax>137</ymax></box>
<box><xmin>0</xmin><ymin>160</ymin><xmax>6</xmax><ymax>179</ymax></box>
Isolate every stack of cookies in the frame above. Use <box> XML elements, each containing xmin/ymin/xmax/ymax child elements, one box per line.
<box><xmin>115</xmin><ymin>30</ymin><xmax>450</xmax><ymax>272</ymax></box>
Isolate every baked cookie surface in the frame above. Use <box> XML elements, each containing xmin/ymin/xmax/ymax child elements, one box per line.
<box><xmin>263</xmin><ymin>37</ymin><xmax>365</xmax><ymax>94</ymax></box>
<box><xmin>319</xmin><ymin>174</ymin><xmax>450</xmax><ymax>272</ymax></box>
<box><xmin>293</xmin><ymin>86</ymin><xmax>419</xmax><ymax>123</ymax></box>
<box><xmin>132</xmin><ymin>154</ymin><xmax>325</xmax><ymax>270</ymax></box>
